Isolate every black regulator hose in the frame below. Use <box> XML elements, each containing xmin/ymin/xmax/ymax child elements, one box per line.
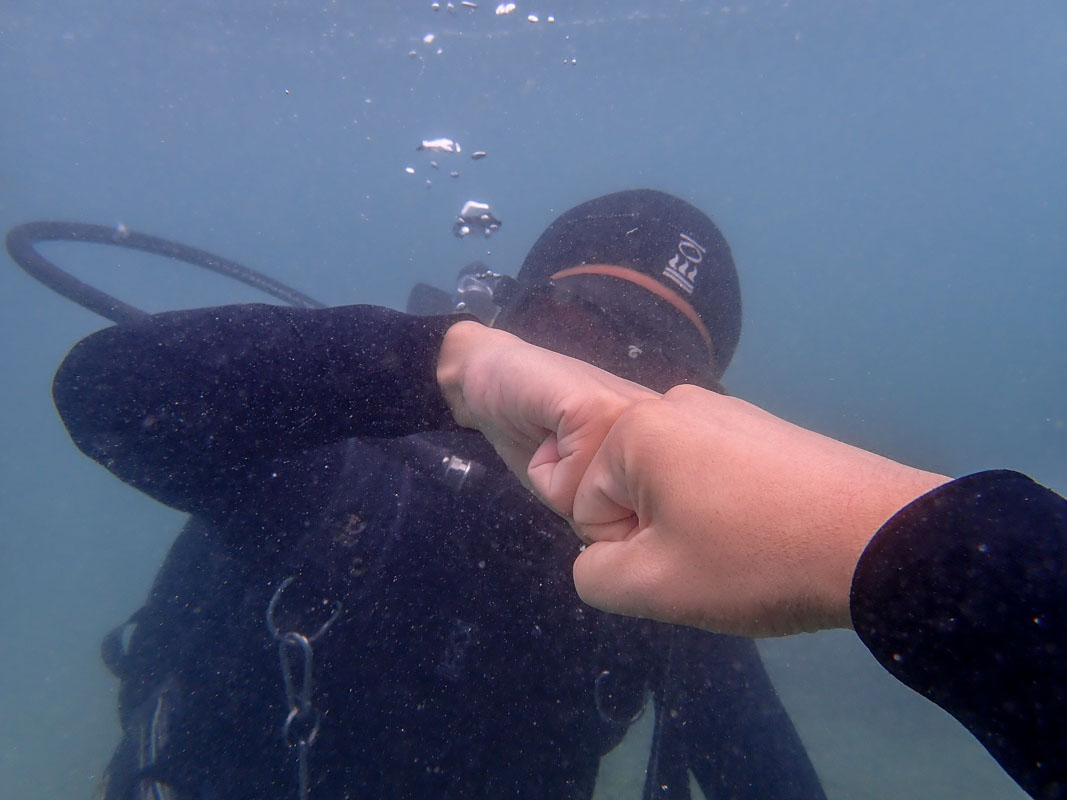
<box><xmin>5</xmin><ymin>221</ymin><xmax>325</xmax><ymax>324</ymax></box>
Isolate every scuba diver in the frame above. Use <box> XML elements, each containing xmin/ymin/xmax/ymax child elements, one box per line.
<box><xmin>50</xmin><ymin>189</ymin><xmax>827</xmax><ymax>799</ymax></box>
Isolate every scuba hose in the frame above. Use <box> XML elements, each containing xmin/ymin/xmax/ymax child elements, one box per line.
<box><xmin>4</xmin><ymin>220</ymin><xmax>325</xmax><ymax>324</ymax></box>
<box><xmin>4</xmin><ymin>220</ymin><xmax>504</xmax><ymax>499</ymax></box>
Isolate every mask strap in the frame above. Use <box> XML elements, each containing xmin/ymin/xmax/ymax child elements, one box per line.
<box><xmin>549</xmin><ymin>265</ymin><xmax>716</xmax><ymax>372</ymax></box>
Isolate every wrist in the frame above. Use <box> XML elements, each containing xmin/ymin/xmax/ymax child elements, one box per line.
<box><xmin>438</xmin><ymin>319</ymin><xmax>486</xmax><ymax>388</ymax></box>
<box><xmin>838</xmin><ymin>466</ymin><xmax>950</xmax><ymax>628</ymax></box>
<box><xmin>437</xmin><ymin>320</ymin><xmax>516</xmax><ymax>427</ymax></box>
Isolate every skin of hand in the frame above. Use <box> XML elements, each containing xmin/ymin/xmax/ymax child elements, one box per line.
<box><xmin>439</xmin><ymin>324</ymin><xmax>948</xmax><ymax>637</ymax></box>
<box><xmin>437</xmin><ymin>320</ymin><xmax>658</xmax><ymax>515</ymax></box>
<box><xmin>570</xmin><ymin>384</ymin><xmax>950</xmax><ymax>637</ymax></box>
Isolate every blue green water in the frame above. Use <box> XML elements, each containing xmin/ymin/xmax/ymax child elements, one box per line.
<box><xmin>1</xmin><ymin>2</ymin><xmax>1063</xmax><ymax>797</ymax></box>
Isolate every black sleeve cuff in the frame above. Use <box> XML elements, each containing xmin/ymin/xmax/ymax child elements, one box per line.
<box><xmin>850</xmin><ymin>469</ymin><xmax>1067</xmax><ymax>795</ymax></box>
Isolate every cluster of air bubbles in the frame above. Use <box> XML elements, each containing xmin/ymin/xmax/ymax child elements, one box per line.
<box><xmin>417</xmin><ymin>137</ymin><xmax>462</xmax><ymax>155</ymax></box>
<box><xmin>427</xmin><ymin>1</ymin><xmax>556</xmax><ymax>23</ymax></box>
<box><xmin>404</xmin><ymin>1</ymin><xmax>570</xmax><ymax>240</ymax></box>
<box><xmin>413</xmin><ymin>2</ymin><xmax>569</xmax><ymax>64</ymax></box>
<box><xmin>426</xmin><ymin>0</ymin><xmax>554</xmax><ymax>13</ymax></box>
<box><xmin>429</xmin><ymin>1</ymin><xmax>480</xmax><ymax>10</ymax></box>
<box><xmin>452</xmin><ymin>201</ymin><xmax>502</xmax><ymax>239</ymax></box>
<box><xmin>405</xmin><ymin>138</ymin><xmax>490</xmax><ymax>193</ymax></box>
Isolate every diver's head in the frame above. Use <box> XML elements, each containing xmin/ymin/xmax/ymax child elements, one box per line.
<box><xmin>496</xmin><ymin>189</ymin><xmax>741</xmax><ymax>393</ymax></box>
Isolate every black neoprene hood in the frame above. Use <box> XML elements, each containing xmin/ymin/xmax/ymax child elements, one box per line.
<box><xmin>516</xmin><ymin>189</ymin><xmax>742</xmax><ymax>376</ymax></box>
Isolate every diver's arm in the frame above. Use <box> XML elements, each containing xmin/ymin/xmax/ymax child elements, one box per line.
<box><xmin>851</xmin><ymin>470</ymin><xmax>1067</xmax><ymax>797</ymax></box>
<box><xmin>53</xmin><ymin>303</ymin><xmax>465</xmax><ymax>513</ymax></box>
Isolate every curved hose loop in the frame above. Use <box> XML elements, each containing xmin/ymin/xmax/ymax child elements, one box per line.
<box><xmin>266</xmin><ymin>576</ymin><xmax>343</xmax><ymax>645</ymax></box>
<box><xmin>5</xmin><ymin>220</ymin><xmax>325</xmax><ymax>324</ymax></box>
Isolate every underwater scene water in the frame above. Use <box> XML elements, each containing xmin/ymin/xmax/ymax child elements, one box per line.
<box><xmin>1</xmin><ymin>1</ymin><xmax>1064</xmax><ymax>797</ymax></box>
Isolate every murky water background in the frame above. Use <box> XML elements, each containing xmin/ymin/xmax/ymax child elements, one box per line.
<box><xmin>1</xmin><ymin>2</ymin><xmax>1063</xmax><ymax>797</ymax></box>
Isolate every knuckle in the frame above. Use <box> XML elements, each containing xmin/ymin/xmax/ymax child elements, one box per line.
<box><xmin>662</xmin><ymin>383</ymin><xmax>705</xmax><ymax>403</ymax></box>
<box><xmin>615</xmin><ymin>396</ymin><xmax>661</xmax><ymax>434</ymax></box>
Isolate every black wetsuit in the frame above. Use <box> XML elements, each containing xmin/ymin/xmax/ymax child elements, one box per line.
<box><xmin>53</xmin><ymin>304</ymin><xmax>826</xmax><ymax>800</ymax></box>
<box><xmin>852</xmin><ymin>470</ymin><xmax>1067</xmax><ymax>799</ymax></box>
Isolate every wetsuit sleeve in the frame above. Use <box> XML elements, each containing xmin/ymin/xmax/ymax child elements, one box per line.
<box><xmin>850</xmin><ymin>470</ymin><xmax>1067</xmax><ymax>798</ymax></box>
<box><xmin>52</xmin><ymin>303</ymin><xmax>468</xmax><ymax>515</ymax></box>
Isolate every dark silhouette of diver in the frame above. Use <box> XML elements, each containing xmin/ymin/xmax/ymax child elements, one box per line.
<box><xmin>55</xmin><ymin>190</ymin><xmax>827</xmax><ymax>799</ymax></box>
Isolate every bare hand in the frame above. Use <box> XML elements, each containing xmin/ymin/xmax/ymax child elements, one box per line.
<box><xmin>570</xmin><ymin>385</ymin><xmax>949</xmax><ymax>636</ymax></box>
<box><xmin>437</xmin><ymin>321</ymin><xmax>657</xmax><ymax>514</ymax></box>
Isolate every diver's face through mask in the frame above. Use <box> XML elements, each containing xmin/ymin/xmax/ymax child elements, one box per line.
<box><xmin>499</xmin><ymin>283</ymin><xmax>714</xmax><ymax>393</ymax></box>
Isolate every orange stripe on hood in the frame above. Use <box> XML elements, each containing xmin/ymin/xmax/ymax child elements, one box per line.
<box><xmin>549</xmin><ymin>264</ymin><xmax>715</xmax><ymax>366</ymax></box>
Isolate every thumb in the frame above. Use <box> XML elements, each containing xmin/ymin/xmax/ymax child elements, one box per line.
<box><xmin>569</xmin><ymin>408</ymin><xmax>644</xmax><ymax>542</ymax></box>
<box><xmin>572</xmin><ymin>538</ymin><xmax>664</xmax><ymax>620</ymax></box>
<box><xmin>526</xmin><ymin>399</ymin><xmax>632</xmax><ymax>518</ymax></box>
<box><xmin>525</xmin><ymin>432</ymin><xmax>569</xmax><ymax>513</ymax></box>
